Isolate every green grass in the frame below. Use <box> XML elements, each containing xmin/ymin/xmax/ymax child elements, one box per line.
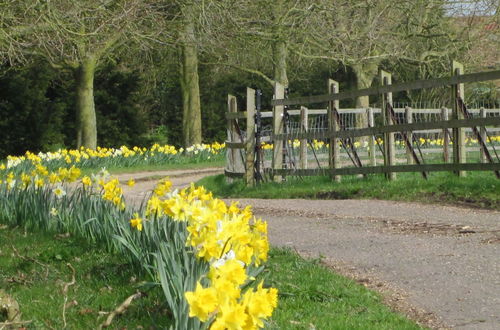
<box><xmin>80</xmin><ymin>159</ymin><xmax>225</xmax><ymax>176</ymax></box>
<box><xmin>0</xmin><ymin>226</ymin><xmax>171</xmax><ymax>329</ymax></box>
<box><xmin>266</xmin><ymin>248</ymin><xmax>421</xmax><ymax>329</ymax></box>
<box><xmin>197</xmin><ymin>171</ymin><xmax>500</xmax><ymax>210</ymax></box>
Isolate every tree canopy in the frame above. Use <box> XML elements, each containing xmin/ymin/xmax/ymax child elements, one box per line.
<box><xmin>0</xmin><ymin>0</ymin><xmax>497</xmax><ymax>156</ymax></box>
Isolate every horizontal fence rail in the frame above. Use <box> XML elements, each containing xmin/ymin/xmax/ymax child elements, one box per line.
<box><xmin>225</xmin><ymin>141</ymin><xmax>246</xmax><ymax>149</ymax></box>
<box><xmin>254</xmin><ymin>108</ymin><xmax>500</xmax><ymax>118</ymax></box>
<box><xmin>271</xmin><ymin>163</ymin><xmax>500</xmax><ymax>177</ymax></box>
<box><xmin>226</xmin><ymin>111</ymin><xmax>247</xmax><ymax>119</ymax></box>
<box><xmin>224</xmin><ymin>169</ymin><xmax>245</xmax><ymax>178</ymax></box>
<box><xmin>274</xmin><ymin>117</ymin><xmax>500</xmax><ymax>141</ymax></box>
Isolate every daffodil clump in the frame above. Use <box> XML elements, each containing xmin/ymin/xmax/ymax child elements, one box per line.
<box><xmin>0</xmin><ymin>160</ymin><xmax>127</xmax><ymax>212</ymax></box>
<box><xmin>133</xmin><ymin>180</ymin><xmax>278</xmax><ymax>329</ymax></box>
<box><xmin>409</xmin><ymin>136</ymin><xmax>500</xmax><ymax>148</ymax></box>
<box><xmin>4</xmin><ymin>142</ymin><xmax>225</xmax><ymax>172</ymax></box>
<box><xmin>0</xmin><ymin>163</ymin><xmax>132</xmax><ymax>256</ymax></box>
<box><xmin>1</xmin><ymin>146</ymin><xmax>276</xmax><ymax>329</ymax></box>
<box><xmin>0</xmin><ymin>162</ymin><xmax>81</xmax><ymax>191</ymax></box>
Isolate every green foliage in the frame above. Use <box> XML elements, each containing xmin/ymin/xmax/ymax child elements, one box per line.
<box><xmin>0</xmin><ymin>61</ymin><xmax>150</xmax><ymax>159</ymax></box>
<box><xmin>147</xmin><ymin>63</ymin><xmax>184</xmax><ymax>146</ymax></box>
<box><xmin>143</xmin><ymin>125</ymin><xmax>170</xmax><ymax>145</ymax></box>
<box><xmin>112</xmin><ymin>210</ymin><xmax>208</xmax><ymax>329</ymax></box>
<box><xmin>0</xmin><ymin>63</ymin><xmax>69</xmax><ymax>158</ymax></box>
<box><xmin>94</xmin><ymin>63</ymin><xmax>149</xmax><ymax>148</ymax></box>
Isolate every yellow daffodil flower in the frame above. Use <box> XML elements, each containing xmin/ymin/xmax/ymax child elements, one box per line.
<box><xmin>130</xmin><ymin>213</ymin><xmax>143</xmax><ymax>231</ymax></box>
<box><xmin>184</xmin><ymin>282</ymin><xmax>218</xmax><ymax>322</ymax></box>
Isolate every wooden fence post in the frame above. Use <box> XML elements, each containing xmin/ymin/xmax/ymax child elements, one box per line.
<box><xmin>273</xmin><ymin>82</ymin><xmax>285</xmax><ymax>182</ymax></box>
<box><xmin>452</xmin><ymin>61</ymin><xmax>466</xmax><ymax>177</ymax></box>
<box><xmin>367</xmin><ymin>107</ymin><xmax>376</xmax><ymax>166</ymax></box>
<box><xmin>380</xmin><ymin>70</ymin><xmax>396</xmax><ymax>180</ymax></box>
<box><xmin>441</xmin><ymin>107</ymin><xmax>450</xmax><ymax>163</ymax></box>
<box><xmin>480</xmin><ymin>107</ymin><xmax>487</xmax><ymax>163</ymax></box>
<box><xmin>226</xmin><ymin>95</ymin><xmax>238</xmax><ymax>182</ymax></box>
<box><xmin>300</xmin><ymin>106</ymin><xmax>308</xmax><ymax>170</ymax></box>
<box><xmin>246</xmin><ymin>88</ymin><xmax>256</xmax><ymax>186</ymax></box>
<box><xmin>405</xmin><ymin>106</ymin><xmax>414</xmax><ymax>164</ymax></box>
<box><xmin>328</xmin><ymin>79</ymin><xmax>341</xmax><ymax>182</ymax></box>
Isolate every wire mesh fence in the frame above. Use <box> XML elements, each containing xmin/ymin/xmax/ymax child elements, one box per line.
<box><xmin>253</xmin><ymin>100</ymin><xmax>500</xmax><ymax>171</ymax></box>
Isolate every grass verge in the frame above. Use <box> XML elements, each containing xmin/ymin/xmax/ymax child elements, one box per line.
<box><xmin>266</xmin><ymin>248</ymin><xmax>421</xmax><ymax>329</ymax></box>
<box><xmin>197</xmin><ymin>171</ymin><xmax>500</xmax><ymax>210</ymax></box>
<box><xmin>0</xmin><ymin>226</ymin><xmax>421</xmax><ymax>329</ymax></box>
<box><xmin>81</xmin><ymin>159</ymin><xmax>225</xmax><ymax>176</ymax></box>
<box><xmin>0</xmin><ymin>226</ymin><xmax>171</xmax><ymax>329</ymax></box>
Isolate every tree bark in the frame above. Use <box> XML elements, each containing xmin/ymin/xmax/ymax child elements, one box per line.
<box><xmin>179</xmin><ymin>18</ymin><xmax>202</xmax><ymax>147</ymax></box>
<box><xmin>272</xmin><ymin>39</ymin><xmax>288</xmax><ymax>87</ymax></box>
<box><xmin>75</xmin><ymin>56</ymin><xmax>97</xmax><ymax>149</ymax></box>
<box><xmin>352</xmin><ymin>62</ymin><xmax>379</xmax><ymax>130</ymax></box>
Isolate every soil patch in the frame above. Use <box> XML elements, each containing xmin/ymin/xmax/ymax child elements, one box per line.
<box><xmin>417</xmin><ymin>192</ymin><xmax>499</xmax><ymax>211</ymax></box>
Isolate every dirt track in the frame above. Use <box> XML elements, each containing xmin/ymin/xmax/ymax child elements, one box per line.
<box><xmin>118</xmin><ymin>169</ymin><xmax>500</xmax><ymax>330</ymax></box>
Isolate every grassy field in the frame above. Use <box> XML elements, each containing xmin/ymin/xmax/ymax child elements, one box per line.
<box><xmin>197</xmin><ymin>171</ymin><xmax>500</xmax><ymax>210</ymax></box>
<box><xmin>0</xmin><ymin>226</ymin><xmax>421</xmax><ymax>329</ymax></box>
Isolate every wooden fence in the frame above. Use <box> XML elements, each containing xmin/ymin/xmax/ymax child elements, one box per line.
<box><xmin>226</xmin><ymin>62</ymin><xmax>500</xmax><ymax>185</ymax></box>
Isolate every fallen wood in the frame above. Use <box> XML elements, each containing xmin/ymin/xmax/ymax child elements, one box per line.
<box><xmin>99</xmin><ymin>292</ymin><xmax>144</xmax><ymax>329</ymax></box>
<box><xmin>62</xmin><ymin>263</ymin><xmax>76</xmax><ymax>329</ymax></box>
<box><xmin>0</xmin><ymin>320</ymin><xmax>32</xmax><ymax>330</ymax></box>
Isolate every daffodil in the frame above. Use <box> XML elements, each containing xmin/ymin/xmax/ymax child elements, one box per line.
<box><xmin>21</xmin><ymin>173</ymin><xmax>31</xmax><ymax>186</ymax></box>
<box><xmin>130</xmin><ymin>213</ymin><xmax>143</xmax><ymax>231</ymax></box>
<box><xmin>184</xmin><ymin>282</ymin><xmax>218</xmax><ymax>322</ymax></box>
<box><xmin>241</xmin><ymin>282</ymin><xmax>278</xmax><ymax>328</ymax></box>
<box><xmin>146</xmin><ymin>195</ymin><xmax>162</xmax><ymax>217</ymax></box>
<box><xmin>53</xmin><ymin>185</ymin><xmax>66</xmax><ymax>199</ymax></box>
<box><xmin>34</xmin><ymin>178</ymin><xmax>45</xmax><ymax>188</ymax></box>
<box><xmin>210</xmin><ymin>301</ymin><xmax>248</xmax><ymax>330</ymax></box>
<box><xmin>82</xmin><ymin>176</ymin><xmax>92</xmax><ymax>186</ymax></box>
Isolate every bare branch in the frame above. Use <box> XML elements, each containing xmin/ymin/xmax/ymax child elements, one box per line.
<box><xmin>201</xmin><ymin>61</ymin><xmax>275</xmax><ymax>85</ymax></box>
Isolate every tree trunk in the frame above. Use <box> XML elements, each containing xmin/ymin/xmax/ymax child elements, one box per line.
<box><xmin>75</xmin><ymin>56</ymin><xmax>97</xmax><ymax>149</ymax></box>
<box><xmin>352</xmin><ymin>62</ymin><xmax>379</xmax><ymax>130</ymax></box>
<box><xmin>272</xmin><ymin>40</ymin><xmax>288</xmax><ymax>87</ymax></box>
<box><xmin>179</xmin><ymin>19</ymin><xmax>202</xmax><ymax>148</ymax></box>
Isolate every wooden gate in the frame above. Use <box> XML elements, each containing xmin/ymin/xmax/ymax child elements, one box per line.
<box><xmin>226</xmin><ymin>62</ymin><xmax>500</xmax><ymax>185</ymax></box>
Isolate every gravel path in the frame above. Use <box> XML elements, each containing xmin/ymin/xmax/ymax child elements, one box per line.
<box><xmin>230</xmin><ymin>199</ymin><xmax>500</xmax><ymax>330</ymax></box>
<box><xmin>118</xmin><ymin>169</ymin><xmax>500</xmax><ymax>330</ymax></box>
